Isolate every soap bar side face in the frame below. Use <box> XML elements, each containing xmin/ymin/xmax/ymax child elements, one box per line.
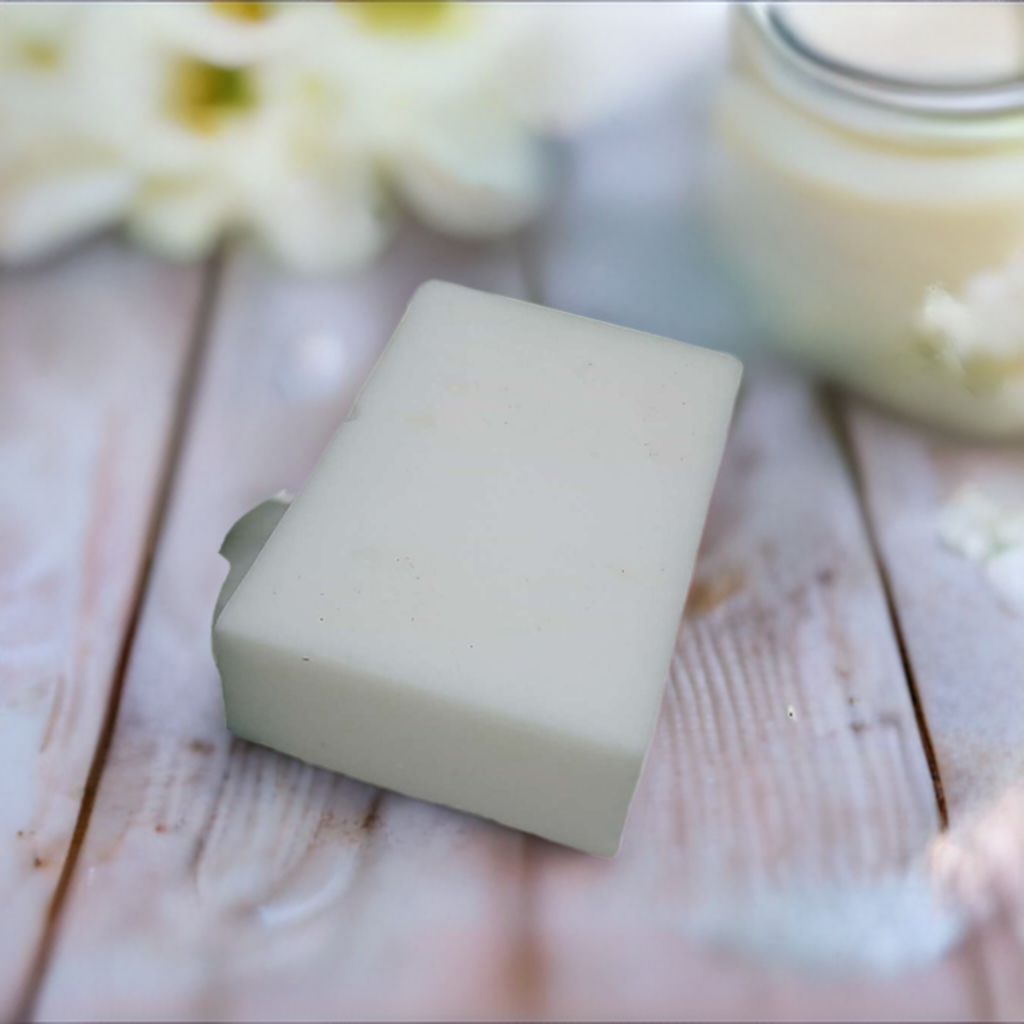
<box><xmin>215</xmin><ymin>630</ymin><xmax>641</xmax><ymax>856</ymax></box>
<box><xmin>215</xmin><ymin>281</ymin><xmax>741</xmax><ymax>854</ymax></box>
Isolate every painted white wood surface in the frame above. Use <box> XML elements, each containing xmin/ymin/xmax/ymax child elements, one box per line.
<box><xmin>0</xmin><ymin>244</ymin><xmax>204</xmax><ymax>1020</ymax></box>
<box><xmin>847</xmin><ymin>407</ymin><xmax>1024</xmax><ymax>820</ymax></box>
<box><xmin>36</xmin><ymin>261</ymin><xmax>993</xmax><ymax>1020</ymax></box>
<box><xmin>846</xmin><ymin>403</ymin><xmax>1024</xmax><ymax>1021</ymax></box>
<box><xmin>31</xmin><ymin>256</ymin><xmax>980</xmax><ymax>1019</ymax></box>
<box><xmin>34</xmin><ymin>230</ymin><xmax>537</xmax><ymax>1021</ymax></box>
<box><xmin>523</xmin><ymin>371</ymin><xmax>976</xmax><ymax>1020</ymax></box>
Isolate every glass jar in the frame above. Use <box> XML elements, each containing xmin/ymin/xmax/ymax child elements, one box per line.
<box><xmin>707</xmin><ymin>3</ymin><xmax>1024</xmax><ymax>437</ymax></box>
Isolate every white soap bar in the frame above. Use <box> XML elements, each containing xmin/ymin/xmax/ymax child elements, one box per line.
<box><xmin>214</xmin><ymin>282</ymin><xmax>741</xmax><ymax>856</ymax></box>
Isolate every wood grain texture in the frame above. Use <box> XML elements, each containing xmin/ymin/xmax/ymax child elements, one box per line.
<box><xmin>521</xmin><ymin>371</ymin><xmax>973</xmax><ymax>1020</ymax></box>
<box><xmin>29</xmin><ymin>247</ymin><xmax>977</xmax><ymax>1019</ymax></box>
<box><xmin>845</xmin><ymin>407</ymin><xmax>1024</xmax><ymax>820</ymax></box>
<box><xmin>845</xmin><ymin>402</ymin><xmax>1024</xmax><ymax>1021</ymax></box>
<box><xmin>0</xmin><ymin>243</ymin><xmax>203</xmax><ymax>1020</ymax></box>
<box><xmin>34</xmin><ymin>229</ymin><xmax>535</xmax><ymax>1021</ymax></box>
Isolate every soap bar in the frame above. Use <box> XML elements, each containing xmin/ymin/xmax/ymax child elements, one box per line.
<box><xmin>213</xmin><ymin>282</ymin><xmax>741</xmax><ymax>856</ymax></box>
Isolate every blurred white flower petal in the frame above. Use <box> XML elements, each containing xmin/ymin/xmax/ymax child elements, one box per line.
<box><xmin>0</xmin><ymin>164</ymin><xmax>133</xmax><ymax>263</ymax></box>
<box><xmin>0</xmin><ymin>5</ymin><xmax>96</xmax><ymax>166</ymax></box>
<box><xmin>146</xmin><ymin>3</ymin><xmax>311</xmax><ymax>67</ymax></box>
<box><xmin>128</xmin><ymin>178</ymin><xmax>233</xmax><ymax>261</ymax></box>
<box><xmin>249</xmin><ymin>158</ymin><xmax>396</xmax><ymax>275</ymax></box>
<box><xmin>506</xmin><ymin>2</ymin><xmax>728</xmax><ymax>133</ymax></box>
<box><xmin>390</xmin><ymin>103</ymin><xmax>547</xmax><ymax>239</ymax></box>
<box><xmin>331</xmin><ymin>2</ymin><xmax>536</xmax><ymax>106</ymax></box>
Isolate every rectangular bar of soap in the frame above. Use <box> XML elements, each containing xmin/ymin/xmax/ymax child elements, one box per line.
<box><xmin>214</xmin><ymin>282</ymin><xmax>741</xmax><ymax>856</ymax></box>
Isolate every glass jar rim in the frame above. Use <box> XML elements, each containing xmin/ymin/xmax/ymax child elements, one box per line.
<box><xmin>747</xmin><ymin>2</ymin><xmax>1024</xmax><ymax>119</ymax></box>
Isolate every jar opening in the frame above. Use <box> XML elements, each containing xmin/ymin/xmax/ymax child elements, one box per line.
<box><xmin>750</xmin><ymin>3</ymin><xmax>1024</xmax><ymax>118</ymax></box>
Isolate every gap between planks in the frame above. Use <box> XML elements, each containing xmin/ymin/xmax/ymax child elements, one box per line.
<box><xmin>32</xmin><ymin>230</ymin><xmax>536</xmax><ymax>1021</ymax></box>
<box><xmin>11</xmin><ymin>250</ymin><xmax>227</xmax><ymax>1024</ymax></box>
<box><xmin>841</xmin><ymin>398</ymin><xmax>1024</xmax><ymax>1022</ymax></box>
<box><xmin>823</xmin><ymin>387</ymin><xmax>951</xmax><ymax>833</ymax></box>
<box><xmin>509</xmin><ymin>226</ymin><xmax>549</xmax><ymax>1021</ymax></box>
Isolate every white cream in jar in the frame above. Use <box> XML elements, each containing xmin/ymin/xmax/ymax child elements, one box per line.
<box><xmin>708</xmin><ymin>3</ymin><xmax>1024</xmax><ymax>437</ymax></box>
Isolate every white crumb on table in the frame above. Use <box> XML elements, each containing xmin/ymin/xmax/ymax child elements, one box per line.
<box><xmin>938</xmin><ymin>486</ymin><xmax>1024</xmax><ymax>615</ymax></box>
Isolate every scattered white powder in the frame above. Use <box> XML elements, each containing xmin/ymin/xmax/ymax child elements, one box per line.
<box><xmin>916</xmin><ymin>252</ymin><xmax>1024</xmax><ymax>388</ymax></box>
<box><xmin>682</xmin><ymin>870</ymin><xmax>963</xmax><ymax>975</ymax></box>
<box><xmin>986</xmin><ymin>548</ymin><xmax>1024</xmax><ymax>615</ymax></box>
<box><xmin>673</xmin><ymin>785</ymin><xmax>1024</xmax><ymax>977</ymax></box>
<box><xmin>213</xmin><ymin>488</ymin><xmax>1024</xmax><ymax>976</ymax></box>
<box><xmin>938</xmin><ymin>486</ymin><xmax>1024</xmax><ymax>615</ymax></box>
<box><xmin>930</xmin><ymin>784</ymin><xmax>1024</xmax><ymax>929</ymax></box>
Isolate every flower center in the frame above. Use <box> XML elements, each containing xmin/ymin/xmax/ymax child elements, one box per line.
<box><xmin>345</xmin><ymin>2</ymin><xmax>451</xmax><ymax>34</ymax></box>
<box><xmin>19</xmin><ymin>39</ymin><xmax>61</xmax><ymax>71</ymax></box>
<box><xmin>169</xmin><ymin>58</ymin><xmax>257</xmax><ymax>135</ymax></box>
<box><xmin>210</xmin><ymin>2</ymin><xmax>273</xmax><ymax>22</ymax></box>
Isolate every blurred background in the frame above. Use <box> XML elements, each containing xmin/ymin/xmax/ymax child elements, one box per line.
<box><xmin>3</xmin><ymin>3</ymin><xmax>1024</xmax><ymax>1021</ymax></box>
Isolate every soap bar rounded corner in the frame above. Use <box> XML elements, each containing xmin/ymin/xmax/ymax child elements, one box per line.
<box><xmin>405</xmin><ymin>278</ymin><xmax>469</xmax><ymax>317</ymax></box>
<box><xmin>718</xmin><ymin>349</ymin><xmax>745</xmax><ymax>388</ymax></box>
<box><xmin>591</xmin><ymin>833</ymin><xmax>626</xmax><ymax>859</ymax></box>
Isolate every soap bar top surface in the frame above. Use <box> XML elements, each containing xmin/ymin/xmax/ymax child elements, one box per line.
<box><xmin>216</xmin><ymin>282</ymin><xmax>741</xmax><ymax>853</ymax></box>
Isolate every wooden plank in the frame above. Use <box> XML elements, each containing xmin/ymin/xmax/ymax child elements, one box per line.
<box><xmin>29</xmin><ymin>248</ymin><xmax>974</xmax><ymax>1019</ymax></box>
<box><xmin>845</xmin><ymin>401</ymin><xmax>1024</xmax><ymax>1021</ymax></box>
<box><xmin>520</xmin><ymin>370</ymin><xmax>975</xmax><ymax>1019</ymax></box>
<box><xmin>33</xmin><ymin>228</ymin><xmax>536</xmax><ymax>1021</ymax></box>
<box><xmin>845</xmin><ymin>407</ymin><xmax>1024</xmax><ymax>819</ymax></box>
<box><xmin>0</xmin><ymin>243</ymin><xmax>204</xmax><ymax>1020</ymax></box>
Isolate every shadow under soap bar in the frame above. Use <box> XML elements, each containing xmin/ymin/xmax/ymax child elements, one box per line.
<box><xmin>213</xmin><ymin>281</ymin><xmax>741</xmax><ymax>856</ymax></box>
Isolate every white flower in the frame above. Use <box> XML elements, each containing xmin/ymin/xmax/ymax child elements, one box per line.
<box><xmin>72</xmin><ymin>4</ymin><xmax>394</xmax><ymax>271</ymax></box>
<box><xmin>326</xmin><ymin>2</ymin><xmax>723</xmax><ymax>237</ymax></box>
<box><xmin>324</xmin><ymin>3</ymin><xmax>549</xmax><ymax>239</ymax></box>
<box><xmin>0</xmin><ymin>1</ymin><xmax>721</xmax><ymax>273</ymax></box>
<box><xmin>0</xmin><ymin>167</ymin><xmax>133</xmax><ymax>265</ymax></box>
<box><xmin>503</xmin><ymin>2</ymin><xmax>727</xmax><ymax>133</ymax></box>
<box><xmin>0</xmin><ymin>5</ymin><xmax>80</xmax><ymax>165</ymax></box>
<box><xmin>0</xmin><ymin>5</ymin><xmax>132</xmax><ymax>262</ymax></box>
<box><xmin>383</xmin><ymin>99</ymin><xmax>547</xmax><ymax>239</ymax></box>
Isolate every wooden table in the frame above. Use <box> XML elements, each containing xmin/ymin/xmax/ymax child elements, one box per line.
<box><xmin>3</xmin><ymin>84</ymin><xmax>1024</xmax><ymax>1022</ymax></box>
